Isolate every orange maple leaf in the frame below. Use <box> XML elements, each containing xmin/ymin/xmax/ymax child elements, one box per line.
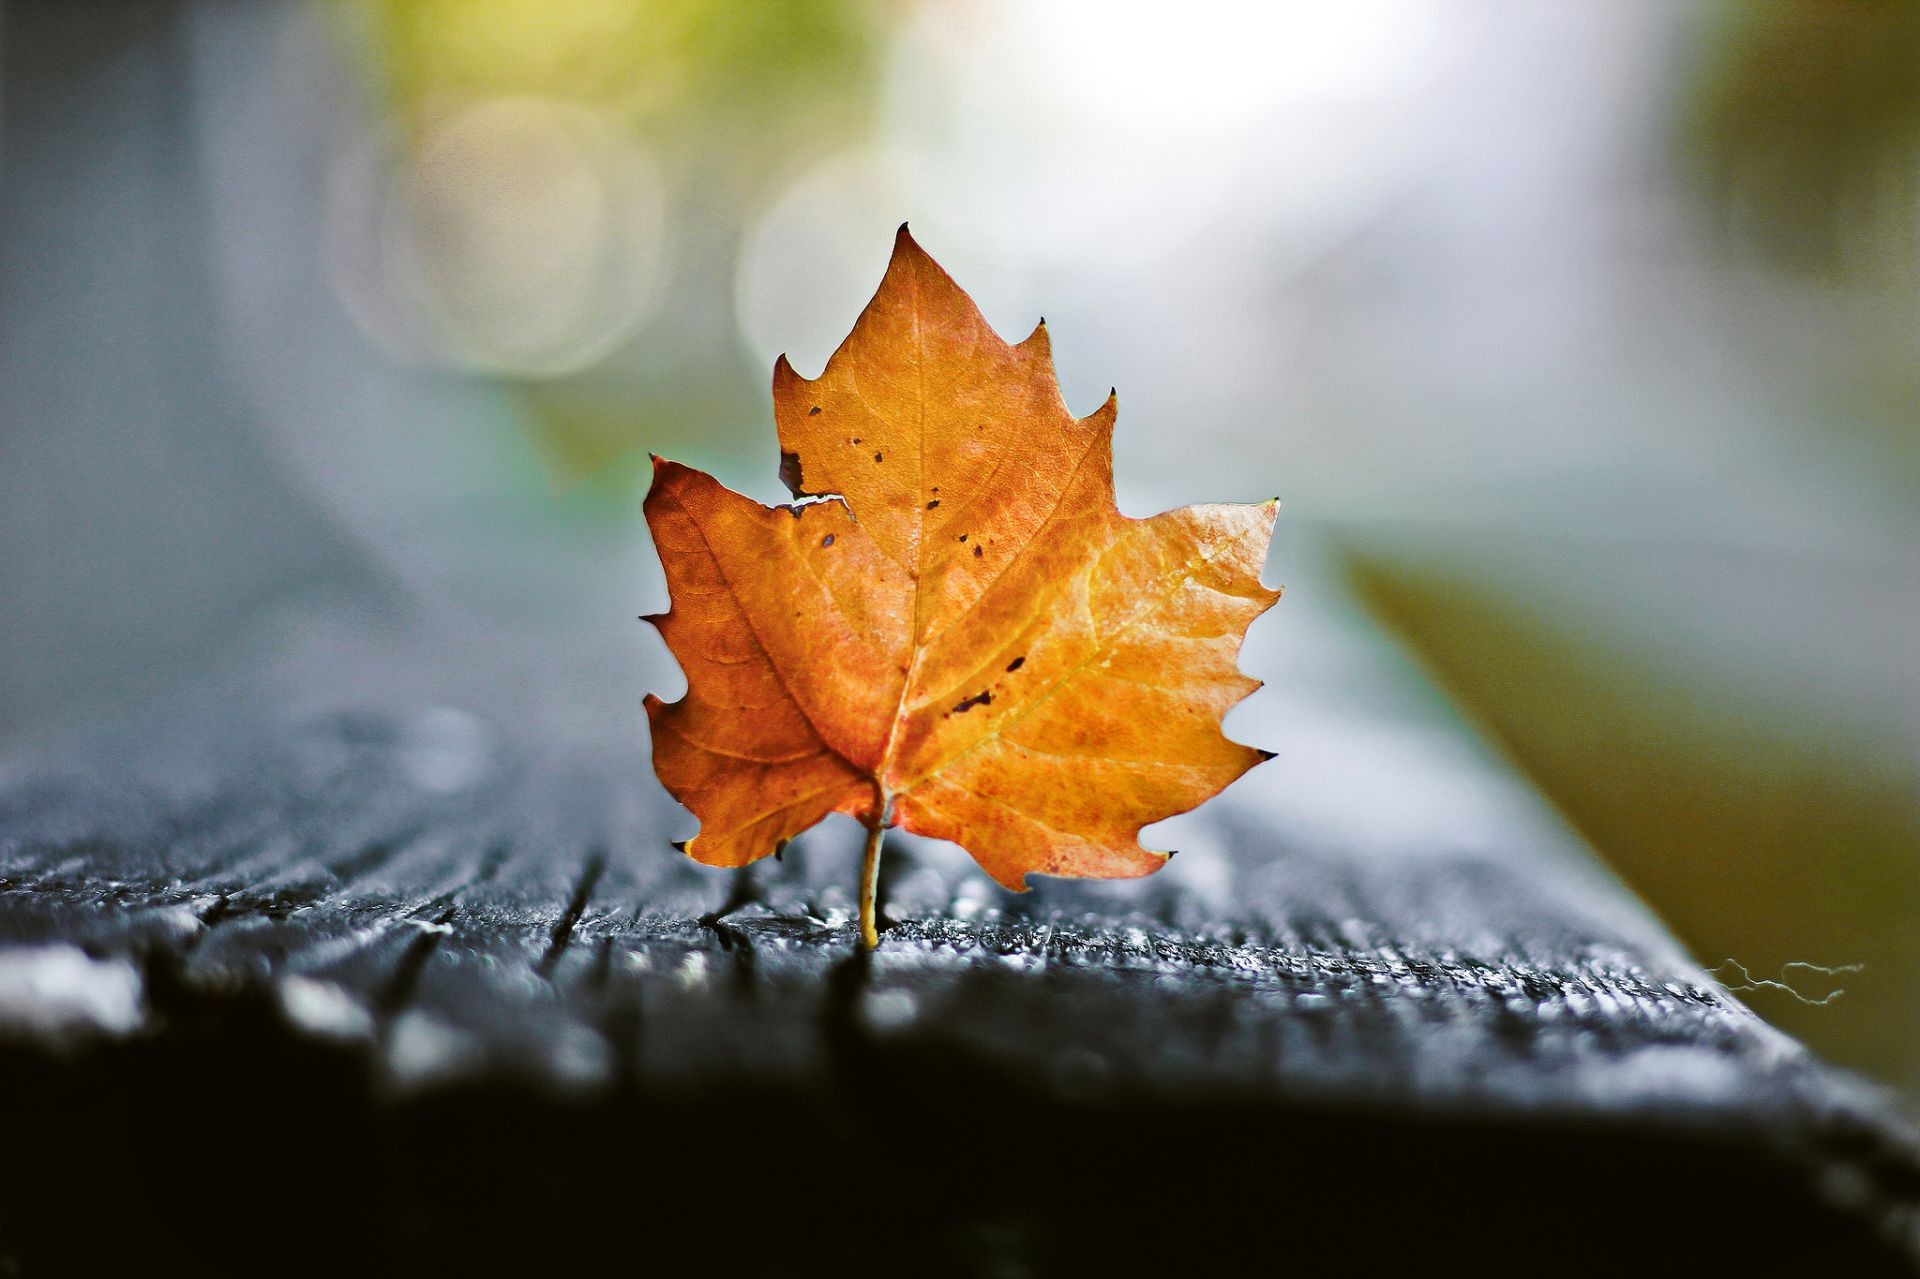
<box><xmin>644</xmin><ymin>227</ymin><xmax>1279</xmax><ymax>947</ymax></box>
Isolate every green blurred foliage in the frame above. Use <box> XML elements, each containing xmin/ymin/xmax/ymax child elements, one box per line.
<box><xmin>1683</xmin><ymin>0</ymin><xmax>1920</xmax><ymax>287</ymax></box>
<box><xmin>353</xmin><ymin>0</ymin><xmax>889</xmax><ymax>163</ymax></box>
<box><xmin>333</xmin><ymin>0</ymin><xmax>899</xmax><ymax>491</ymax></box>
<box><xmin>1680</xmin><ymin>0</ymin><xmax>1920</xmax><ymax>484</ymax></box>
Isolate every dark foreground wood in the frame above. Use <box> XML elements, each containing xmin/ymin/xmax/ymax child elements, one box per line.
<box><xmin>1</xmin><ymin>585</ymin><xmax>1915</xmax><ymax>1277</ymax></box>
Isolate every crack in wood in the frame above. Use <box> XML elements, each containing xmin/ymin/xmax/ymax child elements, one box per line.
<box><xmin>378</xmin><ymin>907</ymin><xmax>458</xmax><ymax>1019</ymax></box>
<box><xmin>536</xmin><ymin>852</ymin><xmax>606</xmax><ymax>980</ymax></box>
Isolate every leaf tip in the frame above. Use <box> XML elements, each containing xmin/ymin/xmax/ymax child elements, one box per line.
<box><xmin>1257</xmin><ymin>748</ymin><xmax>1278</xmax><ymax>763</ymax></box>
<box><xmin>1077</xmin><ymin>387</ymin><xmax>1118</xmax><ymax>428</ymax></box>
<box><xmin>773</xmin><ymin>349</ymin><xmax>820</xmax><ymax>392</ymax></box>
<box><xmin>669</xmin><ymin>838</ymin><xmax>690</xmax><ymax>855</ymax></box>
<box><xmin>890</xmin><ymin>221</ymin><xmax>947</xmax><ymax>273</ymax></box>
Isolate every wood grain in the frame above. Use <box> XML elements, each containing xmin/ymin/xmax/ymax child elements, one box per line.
<box><xmin>1</xmin><ymin>581</ymin><xmax>1914</xmax><ymax>1275</ymax></box>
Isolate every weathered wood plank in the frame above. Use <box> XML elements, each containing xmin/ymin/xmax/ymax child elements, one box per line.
<box><xmin>0</xmin><ymin>579</ymin><xmax>1915</xmax><ymax>1274</ymax></box>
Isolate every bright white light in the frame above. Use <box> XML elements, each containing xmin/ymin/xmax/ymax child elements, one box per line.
<box><xmin>876</xmin><ymin>0</ymin><xmax>1476</xmax><ymax>270</ymax></box>
<box><xmin>1024</xmin><ymin>0</ymin><xmax>1455</xmax><ymax>131</ymax></box>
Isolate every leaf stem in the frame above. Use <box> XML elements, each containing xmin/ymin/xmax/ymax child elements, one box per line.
<box><xmin>858</xmin><ymin>816</ymin><xmax>885</xmax><ymax>950</ymax></box>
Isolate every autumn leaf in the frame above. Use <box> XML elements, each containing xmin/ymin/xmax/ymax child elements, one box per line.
<box><xmin>644</xmin><ymin>226</ymin><xmax>1279</xmax><ymax>946</ymax></box>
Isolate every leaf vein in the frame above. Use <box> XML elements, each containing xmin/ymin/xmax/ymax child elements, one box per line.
<box><xmin>664</xmin><ymin>488</ymin><xmax>863</xmax><ymax>776</ymax></box>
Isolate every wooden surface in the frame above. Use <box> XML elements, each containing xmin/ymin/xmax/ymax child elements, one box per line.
<box><xmin>1</xmin><ymin>579</ymin><xmax>1916</xmax><ymax>1276</ymax></box>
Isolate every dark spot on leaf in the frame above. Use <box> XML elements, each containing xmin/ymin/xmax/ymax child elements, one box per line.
<box><xmin>808</xmin><ymin>406</ymin><xmax>821</xmax><ymax>416</ymax></box>
<box><xmin>931</xmin><ymin>486</ymin><xmax>939</xmax><ymax>493</ymax></box>
<box><xmin>853</xmin><ymin>437</ymin><xmax>861</xmax><ymax>444</ymax></box>
<box><xmin>973</xmin><ymin>544</ymin><xmax>984</xmax><ymax>558</ymax></box>
<box><xmin>821</xmin><ymin>533</ymin><xmax>835</xmax><ymax>548</ymax></box>
<box><xmin>926</xmin><ymin>499</ymin><xmax>940</xmax><ymax>509</ymax></box>
<box><xmin>1005</xmin><ymin>656</ymin><xmax>1025</xmax><ymax>672</ymax></box>
<box><xmin>952</xmin><ymin>690</ymin><xmax>993</xmax><ymax>714</ymax></box>
<box><xmin>958</xmin><ymin>533</ymin><xmax>967</xmax><ymax>542</ymax></box>
<box><xmin>779</xmin><ymin>450</ymin><xmax>811</xmax><ymax>498</ymax></box>
<box><xmin>874</xmin><ymin>452</ymin><xmax>883</xmax><ymax>463</ymax></box>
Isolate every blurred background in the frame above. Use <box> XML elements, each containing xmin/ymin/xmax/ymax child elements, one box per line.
<box><xmin>0</xmin><ymin>0</ymin><xmax>1913</xmax><ymax>1100</ymax></box>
